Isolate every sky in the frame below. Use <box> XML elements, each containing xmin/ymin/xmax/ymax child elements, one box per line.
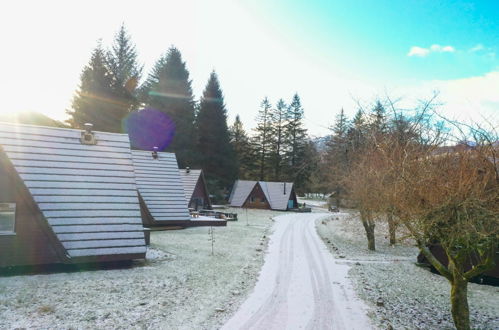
<box><xmin>1</xmin><ymin>0</ymin><xmax>498</xmax><ymax>136</ymax></box>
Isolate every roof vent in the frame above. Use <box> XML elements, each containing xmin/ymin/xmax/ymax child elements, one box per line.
<box><xmin>283</xmin><ymin>182</ymin><xmax>286</xmax><ymax>195</ymax></box>
<box><xmin>80</xmin><ymin>123</ymin><xmax>97</xmax><ymax>145</ymax></box>
<box><xmin>152</xmin><ymin>146</ymin><xmax>159</xmax><ymax>159</ymax></box>
<box><xmin>186</xmin><ymin>166</ymin><xmax>190</xmax><ymax>173</ymax></box>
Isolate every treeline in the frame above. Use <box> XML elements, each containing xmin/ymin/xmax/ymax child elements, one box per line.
<box><xmin>66</xmin><ymin>25</ymin><xmax>315</xmax><ymax>197</ymax></box>
<box><xmin>229</xmin><ymin>95</ymin><xmax>315</xmax><ymax>191</ymax></box>
<box><xmin>312</xmin><ymin>101</ymin><xmax>416</xmax><ymax>205</ymax></box>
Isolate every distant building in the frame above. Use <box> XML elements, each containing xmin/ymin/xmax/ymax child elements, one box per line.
<box><xmin>228</xmin><ymin>180</ymin><xmax>297</xmax><ymax>210</ymax></box>
<box><xmin>179</xmin><ymin>168</ymin><xmax>212</xmax><ymax>210</ymax></box>
<box><xmin>0</xmin><ymin>122</ymin><xmax>146</xmax><ymax>268</ymax></box>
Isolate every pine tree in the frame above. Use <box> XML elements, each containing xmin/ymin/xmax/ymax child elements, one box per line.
<box><xmin>196</xmin><ymin>71</ymin><xmax>237</xmax><ymax>189</ymax></box>
<box><xmin>283</xmin><ymin>93</ymin><xmax>308</xmax><ymax>187</ymax></box>
<box><xmin>269</xmin><ymin>99</ymin><xmax>287</xmax><ymax>181</ymax></box>
<box><xmin>325</xmin><ymin>109</ymin><xmax>350</xmax><ymax>206</ymax></box>
<box><xmin>253</xmin><ymin>97</ymin><xmax>273</xmax><ymax>181</ymax></box>
<box><xmin>140</xmin><ymin>47</ymin><xmax>197</xmax><ymax>166</ymax></box>
<box><xmin>347</xmin><ymin>109</ymin><xmax>367</xmax><ymax>154</ymax></box>
<box><xmin>229</xmin><ymin>115</ymin><xmax>255</xmax><ymax>179</ymax></box>
<box><xmin>107</xmin><ymin>24</ymin><xmax>143</xmax><ymax>112</ymax></box>
<box><xmin>67</xmin><ymin>43</ymin><xmax>124</xmax><ymax>132</ymax></box>
<box><xmin>139</xmin><ymin>54</ymin><xmax>167</xmax><ymax>104</ymax></box>
<box><xmin>369</xmin><ymin>100</ymin><xmax>387</xmax><ymax>135</ymax></box>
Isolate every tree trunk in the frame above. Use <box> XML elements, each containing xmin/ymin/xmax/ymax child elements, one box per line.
<box><xmin>335</xmin><ymin>187</ymin><xmax>341</xmax><ymax>208</ymax></box>
<box><xmin>387</xmin><ymin>211</ymin><xmax>396</xmax><ymax>245</ymax></box>
<box><xmin>360</xmin><ymin>211</ymin><xmax>375</xmax><ymax>250</ymax></box>
<box><xmin>450</xmin><ymin>276</ymin><xmax>470</xmax><ymax>330</ymax></box>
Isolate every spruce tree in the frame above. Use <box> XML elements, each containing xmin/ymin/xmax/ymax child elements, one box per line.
<box><xmin>253</xmin><ymin>97</ymin><xmax>273</xmax><ymax>181</ymax></box>
<box><xmin>139</xmin><ymin>54</ymin><xmax>167</xmax><ymax>104</ymax></box>
<box><xmin>107</xmin><ymin>24</ymin><xmax>143</xmax><ymax>112</ymax></box>
<box><xmin>347</xmin><ymin>109</ymin><xmax>367</xmax><ymax>153</ymax></box>
<box><xmin>68</xmin><ymin>43</ymin><xmax>124</xmax><ymax>132</ymax></box>
<box><xmin>369</xmin><ymin>100</ymin><xmax>387</xmax><ymax>135</ymax></box>
<box><xmin>230</xmin><ymin>115</ymin><xmax>255</xmax><ymax>179</ymax></box>
<box><xmin>269</xmin><ymin>99</ymin><xmax>287</xmax><ymax>181</ymax></box>
<box><xmin>283</xmin><ymin>93</ymin><xmax>308</xmax><ymax>187</ymax></box>
<box><xmin>325</xmin><ymin>109</ymin><xmax>350</xmax><ymax>206</ymax></box>
<box><xmin>141</xmin><ymin>47</ymin><xmax>197</xmax><ymax>167</ymax></box>
<box><xmin>196</xmin><ymin>71</ymin><xmax>236</xmax><ymax>189</ymax></box>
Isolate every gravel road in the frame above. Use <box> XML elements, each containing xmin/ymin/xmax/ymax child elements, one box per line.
<box><xmin>222</xmin><ymin>212</ymin><xmax>372</xmax><ymax>330</ymax></box>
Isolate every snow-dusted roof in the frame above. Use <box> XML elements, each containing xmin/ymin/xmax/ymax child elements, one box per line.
<box><xmin>132</xmin><ymin>151</ymin><xmax>191</xmax><ymax>223</ymax></box>
<box><xmin>261</xmin><ymin>181</ymin><xmax>294</xmax><ymax>211</ymax></box>
<box><xmin>229</xmin><ymin>180</ymin><xmax>257</xmax><ymax>207</ymax></box>
<box><xmin>0</xmin><ymin>122</ymin><xmax>146</xmax><ymax>259</ymax></box>
<box><xmin>229</xmin><ymin>180</ymin><xmax>294</xmax><ymax>210</ymax></box>
<box><xmin>178</xmin><ymin>169</ymin><xmax>202</xmax><ymax>201</ymax></box>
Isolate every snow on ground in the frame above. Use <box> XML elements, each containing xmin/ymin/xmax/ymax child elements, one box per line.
<box><xmin>223</xmin><ymin>212</ymin><xmax>372</xmax><ymax>330</ymax></box>
<box><xmin>316</xmin><ymin>212</ymin><xmax>499</xmax><ymax>330</ymax></box>
<box><xmin>0</xmin><ymin>208</ymin><xmax>277</xmax><ymax>329</ymax></box>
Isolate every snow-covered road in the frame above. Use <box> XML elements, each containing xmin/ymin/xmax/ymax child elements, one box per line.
<box><xmin>222</xmin><ymin>213</ymin><xmax>372</xmax><ymax>330</ymax></box>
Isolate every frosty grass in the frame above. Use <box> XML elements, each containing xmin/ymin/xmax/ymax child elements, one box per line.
<box><xmin>316</xmin><ymin>212</ymin><xmax>499</xmax><ymax>330</ymax></box>
<box><xmin>0</xmin><ymin>208</ymin><xmax>276</xmax><ymax>329</ymax></box>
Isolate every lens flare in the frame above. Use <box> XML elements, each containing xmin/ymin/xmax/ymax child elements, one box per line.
<box><xmin>124</xmin><ymin>108</ymin><xmax>175</xmax><ymax>151</ymax></box>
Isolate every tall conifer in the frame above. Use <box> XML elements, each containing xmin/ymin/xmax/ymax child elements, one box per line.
<box><xmin>269</xmin><ymin>99</ymin><xmax>287</xmax><ymax>181</ymax></box>
<box><xmin>141</xmin><ymin>47</ymin><xmax>196</xmax><ymax>166</ymax></box>
<box><xmin>196</xmin><ymin>71</ymin><xmax>236</xmax><ymax>188</ymax></box>
<box><xmin>253</xmin><ymin>98</ymin><xmax>273</xmax><ymax>181</ymax></box>
<box><xmin>230</xmin><ymin>115</ymin><xmax>255</xmax><ymax>179</ymax></box>
<box><xmin>68</xmin><ymin>44</ymin><xmax>124</xmax><ymax>132</ymax></box>
<box><xmin>107</xmin><ymin>24</ymin><xmax>143</xmax><ymax>112</ymax></box>
<box><xmin>283</xmin><ymin>93</ymin><xmax>308</xmax><ymax>187</ymax></box>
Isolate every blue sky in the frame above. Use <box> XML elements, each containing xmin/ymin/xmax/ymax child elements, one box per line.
<box><xmin>0</xmin><ymin>0</ymin><xmax>497</xmax><ymax>135</ymax></box>
<box><xmin>256</xmin><ymin>0</ymin><xmax>499</xmax><ymax>80</ymax></box>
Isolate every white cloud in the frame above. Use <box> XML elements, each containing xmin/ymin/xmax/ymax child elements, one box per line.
<box><xmin>469</xmin><ymin>44</ymin><xmax>484</xmax><ymax>52</ymax></box>
<box><xmin>407</xmin><ymin>44</ymin><xmax>455</xmax><ymax>57</ymax></box>
<box><xmin>386</xmin><ymin>71</ymin><xmax>499</xmax><ymax>127</ymax></box>
<box><xmin>440</xmin><ymin>45</ymin><xmax>455</xmax><ymax>52</ymax></box>
<box><xmin>407</xmin><ymin>46</ymin><xmax>430</xmax><ymax>57</ymax></box>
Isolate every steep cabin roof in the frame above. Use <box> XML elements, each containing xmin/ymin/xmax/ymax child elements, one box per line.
<box><xmin>229</xmin><ymin>180</ymin><xmax>257</xmax><ymax>207</ymax></box>
<box><xmin>260</xmin><ymin>181</ymin><xmax>295</xmax><ymax>211</ymax></box>
<box><xmin>179</xmin><ymin>169</ymin><xmax>202</xmax><ymax>202</ymax></box>
<box><xmin>0</xmin><ymin>122</ymin><xmax>146</xmax><ymax>262</ymax></box>
<box><xmin>131</xmin><ymin>151</ymin><xmax>191</xmax><ymax>226</ymax></box>
<box><xmin>229</xmin><ymin>180</ymin><xmax>295</xmax><ymax>210</ymax></box>
<box><xmin>178</xmin><ymin>169</ymin><xmax>212</xmax><ymax>208</ymax></box>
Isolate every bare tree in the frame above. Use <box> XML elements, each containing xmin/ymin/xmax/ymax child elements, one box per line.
<box><xmin>378</xmin><ymin>126</ymin><xmax>498</xmax><ymax>330</ymax></box>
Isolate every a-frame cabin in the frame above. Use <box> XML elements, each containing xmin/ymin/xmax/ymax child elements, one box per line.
<box><xmin>132</xmin><ymin>150</ymin><xmax>225</xmax><ymax>228</ymax></box>
<box><xmin>0</xmin><ymin>122</ymin><xmax>146</xmax><ymax>268</ymax></box>
<box><xmin>179</xmin><ymin>168</ymin><xmax>212</xmax><ymax>210</ymax></box>
<box><xmin>229</xmin><ymin>180</ymin><xmax>298</xmax><ymax>211</ymax></box>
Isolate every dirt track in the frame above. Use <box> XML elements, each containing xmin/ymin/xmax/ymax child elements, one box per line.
<box><xmin>222</xmin><ymin>213</ymin><xmax>372</xmax><ymax>330</ymax></box>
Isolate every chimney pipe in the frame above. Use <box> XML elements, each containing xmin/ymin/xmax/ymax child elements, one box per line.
<box><xmin>152</xmin><ymin>146</ymin><xmax>159</xmax><ymax>159</ymax></box>
<box><xmin>80</xmin><ymin>123</ymin><xmax>97</xmax><ymax>145</ymax></box>
<box><xmin>283</xmin><ymin>182</ymin><xmax>286</xmax><ymax>195</ymax></box>
<box><xmin>84</xmin><ymin>123</ymin><xmax>93</xmax><ymax>133</ymax></box>
<box><xmin>186</xmin><ymin>166</ymin><xmax>190</xmax><ymax>173</ymax></box>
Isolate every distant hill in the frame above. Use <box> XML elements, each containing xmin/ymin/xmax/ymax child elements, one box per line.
<box><xmin>0</xmin><ymin>112</ymin><xmax>67</xmax><ymax>128</ymax></box>
<box><xmin>311</xmin><ymin>135</ymin><xmax>330</xmax><ymax>153</ymax></box>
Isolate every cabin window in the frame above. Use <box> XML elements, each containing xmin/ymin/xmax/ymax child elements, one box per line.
<box><xmin>250</xmin><ymin>196</ymin><xmax>256</xmax><ymax>203</ymax></box>
<box><xmin>0</xmin><ymin>203</ymin><xmax>16</xmax><ymax>234</ymax></box>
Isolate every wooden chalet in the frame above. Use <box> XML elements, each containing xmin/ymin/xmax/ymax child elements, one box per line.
<box><xmin>229</xmin><ymin>180</ymin><xmax>298</xmax><ymax>211</ymax></box>
<box><xmin>179</xmin><ymin>168</ymin><xmax>212</xmax><ymax>210</ymax></box>
<box><xmin>132</xmin><ymin>151</ymin><xmax>225</xmax><ymax>228</ymax></box>
<box><xmin>0</xmin><ymin>122</ymin><xmax>146</xmax><ymax>268</ymax></box>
